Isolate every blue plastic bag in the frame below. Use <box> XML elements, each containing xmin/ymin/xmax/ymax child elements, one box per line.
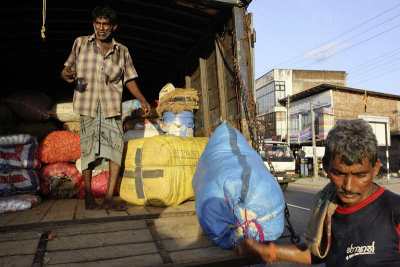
<box><xmin>192</xmin><ymin>122</ymin><xmax>285</xmax><ymax>249</ymax></box>
<box><xmin>121</xmin><ymin>99</ymin><xmax>141</xmax><ymax>124</ymax></box>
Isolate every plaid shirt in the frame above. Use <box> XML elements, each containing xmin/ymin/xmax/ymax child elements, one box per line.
<box><xmin>65</xmin><ymin>34</ymin><xmax>138</xmax><ymax>118</ymax></box>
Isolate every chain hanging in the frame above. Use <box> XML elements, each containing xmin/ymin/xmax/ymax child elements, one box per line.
<box><xmin>215</xmin><ymin>23</ymin><xmax>277</xmax><ymax>178</ymax></box>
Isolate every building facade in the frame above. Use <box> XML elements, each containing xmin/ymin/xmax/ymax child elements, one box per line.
<box><xmin>255</xmin><ymin>69</ymin><xmax>346</xmax><ymax>140</ymax></box>
<box><xmin>280</xmin><ymin>84</ymin><xmax>400</xmax><ymax>173</ymax></box>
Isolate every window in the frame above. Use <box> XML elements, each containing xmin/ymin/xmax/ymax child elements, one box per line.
<box><xmin>276</xmin><ymin>111</ymin><xmax>286</xmax><ymax>121</ymax></box>
<box><xmin>290</xmin><ymin>114</ymin><xmax>299</xmax><ymax>133</ymax></box>
<box><xmin>302</xmin><ymin>111</ymin><xmax>311</xmax><ymax>130</ymax></box>
<box><xmin>255</xmin><ymin>81</ymin><xmax>286</xmax><ymax>114</ymax></box>
<box><xmin>260</xmin><ymin>112</ymin><xmax>287</xmax><ymax>139</ymax></box>
<box><xmin>263</xmin><ymin>143</ymin><xmax>294</xmax><ymax>161</ymax></box>
<box><xmin>276</xmin><ymin>111</ymin><xmax>286</xmax><ymax>138</ymax></box>
<box><xmin>275</xmin><ymin>81</ymin><xmax>286</xmax><ymax>103</ymax></box>
<box><xmin>262</xmin><ymin>113</ymin><xmax>276</xmax><ymax>137</ymax></box>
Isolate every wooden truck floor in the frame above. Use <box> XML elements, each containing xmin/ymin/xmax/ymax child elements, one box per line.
<box><xmin>0</xmin><ymin>198</ymin><xmax>260</xmax><ymax>267</ymax></box>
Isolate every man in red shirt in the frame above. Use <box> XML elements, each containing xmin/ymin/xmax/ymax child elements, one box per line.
<box><xmin>235</xmin><ymin>119</ymin><xmax>400</xmax><ymax>266</ymax></box>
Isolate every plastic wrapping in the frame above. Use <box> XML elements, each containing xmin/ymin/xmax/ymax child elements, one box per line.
<box><xmin>192</xmin><ymin>122</ymin><xmax>285</xmax><ymax>249</ymax></box>
<box><xmin>0</xmin><ymin>194</ymin><xmax>41</xmax><ymax>213</ymax></box>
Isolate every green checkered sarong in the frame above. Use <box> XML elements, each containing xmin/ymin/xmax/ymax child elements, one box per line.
<box><xmin>80</xmin><ymin>102</ymin><xmax>124</xmax><ymax>171</ymax></box>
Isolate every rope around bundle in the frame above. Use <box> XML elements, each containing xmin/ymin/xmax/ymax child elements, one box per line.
<box><xmin>224</xmin><ymin>195</ymin><xmax>265</xmax><ymax>244</ymax></box>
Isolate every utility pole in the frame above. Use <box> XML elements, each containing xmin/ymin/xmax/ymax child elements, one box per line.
<box><xmin>385</xmin><ymin>122</ymin><xmax>390</xmax><ymax>181</ymax></box>
<box><xmin>286</xmin><ymin>95</ymin><xmax>290</xmax><ymax>146</ymax></box>
<box><xmin>310</xmin><ymin>101</ymin><xmax>318</xmax><ymax>179</ymax></box>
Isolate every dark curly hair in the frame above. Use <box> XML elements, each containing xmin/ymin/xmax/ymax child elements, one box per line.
<box><xmin>92</xmin><ymin>5</ymin><xmax>117</xmax><ymax>25</ymax></box>
<box><xmin>323</xmin><ymin>119</ymin><xmax>378</xmax><ymax>168</ymax></box>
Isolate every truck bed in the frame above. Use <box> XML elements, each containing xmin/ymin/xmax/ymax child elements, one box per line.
<box><xmin>0</xmin><ymin>198</ymin><xmax>259</xmax><ymax>267</ymax></box>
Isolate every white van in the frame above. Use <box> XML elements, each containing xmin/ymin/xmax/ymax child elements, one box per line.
<box><xmin>260</xmin><ymin>141</ymin><xmax>296</xmax><ymax>191</ymax></box>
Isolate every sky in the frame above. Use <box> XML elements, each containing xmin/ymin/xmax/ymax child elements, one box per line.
<box><xmin>247</xmin><ymin>0</ymin><xmax>400</xmax><ymax>96</ymax></box>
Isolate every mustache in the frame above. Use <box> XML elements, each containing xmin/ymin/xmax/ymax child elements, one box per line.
<box><xmin>337</xmin><ymin>189</ymin><xmax>361</xmax><ymax>195</ymax></box>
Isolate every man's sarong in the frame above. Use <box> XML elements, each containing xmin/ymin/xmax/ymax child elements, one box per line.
<box><xmin>80</xmin><ymin>103</ymin><xmax>124</xmax><ymax>171</ymax></box>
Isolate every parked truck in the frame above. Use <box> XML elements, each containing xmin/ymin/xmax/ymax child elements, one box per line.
<box><xmin>260</xmin><ymin>141</ymin><xmax>297</xmax><ymax>191</ymax></box>
<box><xmin>0</xmin><ymin>1</ymin><xmax>298</xmax><ymax>266</ymax></box>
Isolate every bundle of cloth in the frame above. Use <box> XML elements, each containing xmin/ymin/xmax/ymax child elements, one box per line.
<box><xmin>192</xmin><ymin>122</ymin><xmax>285</xmax><ymax>249</ymax></box>
<box><xmin>0</xmin><ymin>194</ymin><xmax>41</xmax><ymax>213</ymax></box>
<box><xmin>121</xmin><ymin>99</ymin><xmax>164</xmax><ymax>141</ymax></box>
<box><xmin>0</xmin><ymin>134</ymin><xmax>41</xmax><ymax>196</ymax></box>
<box><xmin>5</xmin><ymin>91</ymin><xmax>58</xmax><ymax>141</ymax></box>
<box><xmin>120</xmin><ymin>135</ymin><xmax>208</xmax><ymax>206</ymax></box>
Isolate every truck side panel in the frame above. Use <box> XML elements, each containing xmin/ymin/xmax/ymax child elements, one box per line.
<box><xmin>190</xmin><ymin>15</ymin><xmax>247</xmax><ymax>138</ymax></box>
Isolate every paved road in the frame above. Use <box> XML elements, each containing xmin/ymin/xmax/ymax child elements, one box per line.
<box><xmin>281</xmin><ymin>184</ymin><xmax>320</xmax><ymax>244</ymax></box>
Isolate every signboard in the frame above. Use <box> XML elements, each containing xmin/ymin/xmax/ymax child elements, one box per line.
<box><xmin>290</xmin><ymin>90</ymin><xmax>332</xmax><ymax>115</ymax></box>
<box><xmin>290</xmin><ymin>133</ymin><xmax>299</xmax><ymax>143</ymax></box>
<box><xmin>299</xmin><ymin>126</ymin><xmax>312</xmax><ymax>142</ymax></box>
<box><xmin>358</xmin><ymin>115</ymin><xmax>391</xmax><ymax>146</ymax></box>
<box><xmin>302</xmin><ymin>146</ymin><xmax>325</xmax><ymax>158</ymax></box>
<box><xmin>318</xmin><ymin>107</ymin><xmax>334</xmax><ymax>139</ymax></box>
<box><xmin>371</xmin><ymin>122</ymin><xmax>388</xmax><ymax>146</ymax></box>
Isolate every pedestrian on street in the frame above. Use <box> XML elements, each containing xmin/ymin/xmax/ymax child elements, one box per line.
<box><xmin>235</xmin><ymin>119</ymin><xmax>400</xmax><ymax>266</ymax></box>
<box><xmin>61</xmin><ymin>5</ymin><xmax>151</xmax><ymax>210</ymax></box>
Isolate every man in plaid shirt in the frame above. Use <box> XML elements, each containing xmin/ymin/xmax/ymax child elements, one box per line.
<box><xmin>61</xmin><ymin>5</ymin><xmax>150</xmax><ymax>210</ymax></box>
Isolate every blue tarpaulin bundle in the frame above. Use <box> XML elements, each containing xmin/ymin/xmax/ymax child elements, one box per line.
<box><xmin>192</xmin><ymin>122</ymin><xmax>285</xmax><ymax>249</ymax></box>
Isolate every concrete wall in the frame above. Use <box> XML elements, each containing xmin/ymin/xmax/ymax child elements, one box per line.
<box><xmin>255</xmin><ymin>69</ymin><xmax>346</xmax><ymax>141</ymax></box>
<box><xmin>255</xmin><ymin>69</ymin><xmax>292</xmax><ymax>94</ymax></box>
<box><xmin>255</xmin><ymin>70</ymin><xmax>274</xmax><ymax>93</ymax></box>
<box><xmin>274</xmin><ymin>69</ymin><xmax>293</xmax><ymax>95</ymax></box>
<box><xmin>292</xmin><ymin>70</ymin><xmax>346</xmax><ymax>94</ymax></box>
<box><xmin>398</xmin><ymin>101</ymin><xmax>400</xmax><ymax>135</ymax></box>
<box><xmin>256</xmin><ymin>69</ymin><xmax>347</xmax><ymax>96</ymax></box>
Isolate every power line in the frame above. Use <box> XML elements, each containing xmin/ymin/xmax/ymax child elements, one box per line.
<box><xmin>350</xmin><ymin>63</ymin><xmax>400</xmax><ymax>83</ymax></box>
<box><xmin>270</xmin><ymin>2</ymin><xmax>400</xmax><ymax>69</ymax></box>
<box><xmin>301</xmin><ymin>23</ymin><xmax>400</xmax><ymax>68</ymax></box>
<box><xmin>349</xmin><ymin>54</ymin><xmax>400</xmax><ymax>78</ymax></box>
<box><xmin>347</xmin><ymin>47</ymin><xmax>400</xmax><ymax>71</ymax></box>
<box><xmin>350</xmin><ymin>60</ymin><xmax>400</xmax><ymax>79</ymax></box>
<box><xmin>350</xmin><ymin>64</ymin><xmax>400</xmax><ymax>83</ymax></box>
<box><xmin>351</xmin><ymin>65</ymin><xmax>400</xmax><ymax>84</ymax></box>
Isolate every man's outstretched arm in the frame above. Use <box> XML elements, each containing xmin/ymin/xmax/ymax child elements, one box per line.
<box><xmin>125</xmin><ymin>79</ymin><xmax>151</xmax><ymax>117</ymax></box>
<box><xmin>234</xmin><ymin>238</ymin><xmax>321</xmax><ymax>264</ymax></box>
